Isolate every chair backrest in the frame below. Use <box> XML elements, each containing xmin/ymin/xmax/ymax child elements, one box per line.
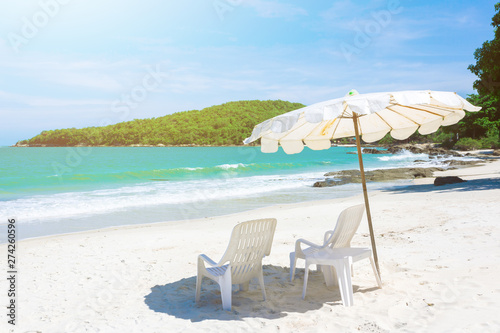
<box><xmin>327</xmin><ymin>204</ymin><xmax>365</xmax><ymax>248</ymax></box>
<box><xmin>220</xmin><ymin>218</ymin><xmax>277</xmax><ymax>284</ymax></box>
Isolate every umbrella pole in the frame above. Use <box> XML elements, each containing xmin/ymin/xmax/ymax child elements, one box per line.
<box><xmin>352</xmin><ymin>113</ymin><xmax>380</xmax><ymax>275</ymax></box>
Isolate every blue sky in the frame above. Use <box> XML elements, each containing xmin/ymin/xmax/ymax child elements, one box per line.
<box><xmin>0</xmin><ymin>0</ymin><xmax>498</xmax><ymax>145</ymax></box>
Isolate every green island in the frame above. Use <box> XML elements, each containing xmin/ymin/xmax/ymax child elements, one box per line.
<box><xmin>15</xmin><ymin>100</ymin><xmax>305</xmax><ymax>147</ymax></box>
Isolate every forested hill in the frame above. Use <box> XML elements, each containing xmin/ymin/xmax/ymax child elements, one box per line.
<box><xmin>16</xmin><ymin>100</ymin><xmax>305</xmax><ymax>147</ymax></box>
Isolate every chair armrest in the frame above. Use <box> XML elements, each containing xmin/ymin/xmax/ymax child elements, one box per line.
<box><xmin>294</xmin><ymin>238</ymin><xmax>324</xmax><ymax>257</ymax></box>
<box><xmin>198</xmin><ymin>254</ymin><xmax>218</xmax><ymax>267</ymax></box>
<box><xmin>323</xmin><ymin>230</ymin><xmax>335</xmax><ymax>244</ymax></box>
<box><xmin>296</xmin><ymin>238</ymin><xmax>323</xmax><ymax>249</ymax></box>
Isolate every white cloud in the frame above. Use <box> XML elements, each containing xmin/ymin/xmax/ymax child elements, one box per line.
<box><xmin>243</xmin><ymin>0</ymin><xmax>307</xmax><ymax>19</ymax></box>
<box><xmin>28</xmin><ymin>97</ymin><xmax>109</xmax><ymax>107</ymax></box>
<box><xmin>320</xmin><ymin>0</ymin><xmax>396</xmax><ymax>27</ymax></box>
<box><xmin>0</xmin><ymin>57</ymin><xmax>163</xmax><ymax>94</ymax></box>
<box><xmin>46</xmin><ymin>71</ymin><xmax>124</xmax><ymax>92</ymax></box>
<box><xmin>0</xmin><ymin>89</ymin><xmax>109</xmax><ymax>108</ymax></box>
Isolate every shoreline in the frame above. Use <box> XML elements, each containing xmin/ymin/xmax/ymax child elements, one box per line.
<box><xmin>3</xmin><ymin>159</ymin><xmax>500</xmax><ymax>331</ymax></box>
<box><xmin>4</xmin><ymin>156</ymin><xmax>495</xmax><ymax>244</ymax></box>
<box><xmin>15</xmin><ymin>158</ymin><xmax>500</xmax><ymax>244</ymax></box>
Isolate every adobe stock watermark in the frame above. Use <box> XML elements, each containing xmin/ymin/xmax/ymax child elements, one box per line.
<box><xmin>213</xmin><ymin>0</ymin><xmax>243</xmax><ymax>21</ymax></box>
<box><xmin>340</xmin><ymin>0</ymin><xmax>403</xmax><ymax>63</ymax></box>
<box><xmin>50</xmin><ymin>64</ymin><xmax>168</xmax><ymax>183</ymax></box>
<box><xmin>178</xmin><ymin>147</ymin><xmax>258</xmax><ymax>220</ymax></box>
<box><xmin>7</xmin><ymin>0</ymin><xmax>72</xmax><ymax>53</ymax></box>
<box><xmin>109</xmin><ymin>64</ymin><xmax>168</xmax><ymax>123</ymax></box>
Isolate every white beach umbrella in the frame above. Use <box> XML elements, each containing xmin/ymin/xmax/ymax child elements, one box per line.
<box><xmin>243</xmin><ymin>90</ymin><xmax>481</xmax><ymax>274</ymax></box>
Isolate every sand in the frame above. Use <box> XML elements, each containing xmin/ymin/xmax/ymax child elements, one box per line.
<box><xmin>2</xmin><ymin>159</ymin><xmax>500</xmax><ymax>332</ymax></box>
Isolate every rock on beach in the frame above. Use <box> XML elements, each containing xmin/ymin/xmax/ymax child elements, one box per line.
<box><xmin>313</xmin><ymin>167</ymin><xmax>445</xmax><ymax>187</ymax></box>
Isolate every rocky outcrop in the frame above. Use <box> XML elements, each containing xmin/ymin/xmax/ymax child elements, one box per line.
<box><xmin>314</xmin><ymin>167</ymin><xmax>445</xmax><ymax>187</ymax></box>
<box><xmin>313</xmin><ymin>144</ymin><xmax>487</xmax><ymax>188</ymax></box>
<box><xmin>387</xmin><ymin>144</ymin><xmax>462</xmax><ymax>157</ymax></box>
<box><xmin>362</xmin><ymin>148</ymin><xmax>387</xmax><ymax>154</ymax></box>
<box><xmin>346</xmin><ymin>148</ymin><xmax>387</xmax><ymax>154</ymax></box>
<box><xmin>442</xmin><ymin>159</ymin><xmax>483</xmax><ymax>167</ymax></box>
<box><xmin>434</xmin><ymin>176</ymin><xmax>466</xmax><ymax>186</ymax></box>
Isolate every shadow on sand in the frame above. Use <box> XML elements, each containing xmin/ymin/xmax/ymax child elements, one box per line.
<box><xmin>382</xmin><ymin>177</ymin><xmax>500</xmax><ymax>194</ymax></box>
<box><xmin>144</xmin><ymin>264</ymin><xmax>373</xmax><ymax>322</ymax></box>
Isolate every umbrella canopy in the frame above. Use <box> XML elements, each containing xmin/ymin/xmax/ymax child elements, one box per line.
<box><xmin>243</xmin><ymin>90</ymin><xmax>481</xmax><ymax>274</ymax></box>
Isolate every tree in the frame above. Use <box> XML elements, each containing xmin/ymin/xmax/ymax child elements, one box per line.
<box><xmin>464</xmin><ymin>94</ymin><xmax>500</xmax><ymax>139</ymax></box>
<box><xmin>468</xmin><ymin>2</ymin><xmax>500</xmax><ymax>98</ymax></box>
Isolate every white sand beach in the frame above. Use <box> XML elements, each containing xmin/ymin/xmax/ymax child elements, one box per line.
<box><xmin>3</xmin><ymin>159</ymin><xmax>500</xmax><ymax>332</ymax></box>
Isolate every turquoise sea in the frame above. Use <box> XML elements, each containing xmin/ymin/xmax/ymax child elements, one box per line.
<box><xmin>0</xmin><ymin>146</ymin><xmax>455</xmax><ymax>242</ymax></box>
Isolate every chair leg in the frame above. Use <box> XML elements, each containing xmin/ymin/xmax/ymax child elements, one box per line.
<box><xmin>219</xmin><ymin>267</ymin><xmax>232</xmax><ymax>311</ymax></box>
<box><xmin>289</xmin><ymin>252</ymin><xmax>298</xmax><ymax>282</ymax></box>
<box><xmin>334</xmin><ymin>258</ymin><xmax>353</xmax><ymax>307</ymax></box>
<box><xmin>302</xmin><ymin>261</ymin><xmax>311</xmax><ymax>300</ymax></box>
<box><xmin>370</xmin><ymin>256</ymin><xmax>383</xmax><ymax>288</ymax></box>
<box><xmin>258</xmin><ymin>267</ymin><xmax>267</xmax><ymax>301</ymax></box>
<box><xmin>195</xmin><ymin>274</ymin><xmax>202</xmax><ymax>303</ymax></box>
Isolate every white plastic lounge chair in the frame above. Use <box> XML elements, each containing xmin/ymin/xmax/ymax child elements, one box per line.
<box><xmin>289</xmin><ymin>204</ymin><xmax>365</xmax><ymax>281</ymax></box>
<box><xmin>195</xmin><ymin>218</ymin><xmax>277</xmax><ymax>311</ymax></box>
